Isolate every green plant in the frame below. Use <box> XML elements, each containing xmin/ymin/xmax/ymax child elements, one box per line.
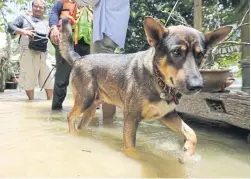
<box><xmin>124</xmin><ymin>0</ymin><xmax>193</xmax><ymax>53</ymax></box>
<box><xmin>4</xmin><ymin>60</ymin><xmax>20</xmax><ymax>81</ymax></box>
<box><xmin>217</xmin><ymin>53</ymin><xmax>241</xmax><ymax>68</ymax></box>
<box><xmin>202</xmin><ymin>6</ymin><xmax>250</xmax><ymax>70</ymax></box>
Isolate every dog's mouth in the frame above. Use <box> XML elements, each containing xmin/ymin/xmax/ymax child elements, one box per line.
<box><xmin>175</xmin><ymin>78</ymin><xmax>203</xmax><ymax>95</ymax></box>
<box><xmin>179</xmin><ymin>88</ymin><xmax>202</xmax><ymax>95</ymax></box>
<box><xmin>176</xmin><ymin>86</ymin><xmax>202</xmax><ymax>95</ymax></box>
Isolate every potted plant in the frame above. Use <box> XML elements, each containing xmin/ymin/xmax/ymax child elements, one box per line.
<box><xmin>1</xmin><ymin>31</ymin><xmax>21</xmax><ymax>90</ymax></box>
<box><xmin>0</xmin><ymin>7</ymin><xmax>20</xmax><ymax>91</ymax></box>
<box><xmin>0</xmin><ymin>32</ymin><xmax>9</xmax><ymax>92</ymax></box>
<box><xmin>199</xmin><ymin>48</ymin><xmax>238</xmax><ymax>92</ymax></box>
<box><xmin>199</xmin><ymin>7</ymin><xmax>250</xmax><ymax>92</ymax></box>
<box><xmin>4</xmin><ymin>60</ymin><xmax>20</xmax><ymax>89</ymax></box>
<box><xmin>197</xmin><ymin>1</ymin><xmax>250</xmax><ymax>93</ymax></box>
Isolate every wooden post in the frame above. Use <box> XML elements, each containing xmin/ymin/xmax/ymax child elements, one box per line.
<box><xmin>193</xmin><ymin>0</ymin><xmax>202</xmax><ymax>30</ymax></box>
<box><xmin>240</xmin><ymin>6</ymin><xmax>250</xmax><ymax>93</ymax></box>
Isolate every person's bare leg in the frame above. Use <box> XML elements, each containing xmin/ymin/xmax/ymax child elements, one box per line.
<box><xmin>25</xmin><ymin>90</ymin><xmax>34</xmax><ymax>100</ymax></box>
<box><xmin>102</xmin><ymin>103</ymin><xmax>116</xmax><ymax>119</ymax></box>
<box><xmin>92</xmin><ymin>35</ymin><xmax>118</xmax><ymax>119</ymax></box>
<box><xmin>45</xmin><ymin>89</ymin><xmax>53</xmax><ymax>100</ymax></box>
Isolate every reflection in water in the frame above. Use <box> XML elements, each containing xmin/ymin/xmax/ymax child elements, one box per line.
<box><xmin>0</xmin><ymin>89</ymin><xmax>250</xmax><ymax>178</ymax></box>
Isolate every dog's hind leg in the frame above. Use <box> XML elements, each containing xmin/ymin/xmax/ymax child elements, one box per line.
<box><xmin>77</xmin><ymin>102</ymin><xmax>97</xmax><ymax>130</ymax></box>
<box><xmin>160</xmin><ymin>110</ymin><xmax>197</xmax><ymax>163</ymax></box>
<box><xmin>76</xmin><ymin>79</ymin><xmax>98</xmax><ymax>130</ymax></box>
<box><xmin>67</xmin><ymin>102</ymin><xmax>82</xmax><ymax>134</ymax></box>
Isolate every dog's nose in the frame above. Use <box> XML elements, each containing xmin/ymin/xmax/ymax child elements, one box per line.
<box><xmin>187</xmin><ymin>83</ymin><xmax>203</xmax><ymax>92</ymax></box>
<box><xmin>187</xmin><ymin>76</ymin><xmax>203</xmax><ymax>92</ymax></box>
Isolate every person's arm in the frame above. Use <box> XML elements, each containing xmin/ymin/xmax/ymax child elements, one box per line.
<box><xmin>8</xmin><ymin>16</ymin><xmax>35</xmax><ymax>37</ymax></box>
<box><xmin>49</xmin><ymin>1</ymin><xmax>63</xmax><ymax>28</ymax></box>
<box><xmin>49</xmin><ymin>1</ymin><xmax>63</xmax><ymax>45</ymax></box>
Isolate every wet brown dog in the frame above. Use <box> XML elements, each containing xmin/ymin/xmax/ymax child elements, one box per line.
<box><xmin>59</xmin><ymin>17</ymin><xmax>232</xmax><ymax>162</ymax></box>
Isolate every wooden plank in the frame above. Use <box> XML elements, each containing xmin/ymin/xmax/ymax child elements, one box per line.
<box><xmin>176</xmin><ymin>92</ymin><xmax>250</xmax><ymax>129</ymax></box>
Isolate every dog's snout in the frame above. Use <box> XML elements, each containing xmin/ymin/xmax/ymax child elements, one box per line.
<box><xmin>187</xmin><ymin>83</ymin><xmax>203</xmax><ymax>91</ymax></box>
<box><xmin>187</xmin><ymin>75</ymin><xmax>203</xmax><ymax>92</ymax></box>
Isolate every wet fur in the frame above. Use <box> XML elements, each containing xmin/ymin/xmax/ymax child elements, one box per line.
<box><xmin>59</xmin><ymin>17</ymin><xmax>232</xmax><ymax>161</ymax></box>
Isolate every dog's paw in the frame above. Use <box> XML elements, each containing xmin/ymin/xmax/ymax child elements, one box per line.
<box><xmin>124</xmin><ymin>148</ymin><xmax>140</xmax><ymax>160</ymax></box>
<box><xmin>178</xmin><ymin>152</ymin><xmax>200</xmax><ymax>164</ymax></box>
<box><xmin>77</xmin><ymin>124</ymin><xmax>87</xmax><ymax>130</ymax></box>
<box><xmin>69</xmin><ymin>130</ymin><xmax>79</xmax><ymax>136</ymax></box>
<box><xmin>77</xmin><ymin>129</ymin><xmax>89</xmax><ymax>136</ymax></box>
<box><xmin>69</xmin><ymin>127</ymin><xmax>81</xmax><ymax>136</ymax></box>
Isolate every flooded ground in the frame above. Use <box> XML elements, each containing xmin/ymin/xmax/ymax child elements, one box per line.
<box><xmin>0</xmin><ymin>88</ymin><xmax>250</xmax><ymax>178</ymax></box>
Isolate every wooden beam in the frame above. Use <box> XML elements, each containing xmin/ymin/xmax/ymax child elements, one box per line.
<box><xmin>177</xmin><ymin>92</ymin><xmax>250</xmax><ymax>129</ymax></box>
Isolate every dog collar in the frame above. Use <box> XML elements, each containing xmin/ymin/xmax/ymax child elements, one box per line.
<box><xmin>153</xmin><ymin>64</ymin><xmax>182</xmax><ymax>105</ymax></box>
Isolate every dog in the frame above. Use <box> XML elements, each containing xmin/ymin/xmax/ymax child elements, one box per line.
<box><xmin>59</xmin><ymin>16</ymin><xmax>232</xmax><ymax>162</ymax></box>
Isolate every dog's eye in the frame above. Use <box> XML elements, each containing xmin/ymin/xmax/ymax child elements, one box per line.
<box><xmin>172</xmin><ymin>48</ymin><xmax>182</xmax><ymax>57</ymax></box>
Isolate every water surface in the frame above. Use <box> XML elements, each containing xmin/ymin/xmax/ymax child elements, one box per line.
<box><xmin>0</xmin><ymin>89</ymin><xmax>249</xmax><ymax>178</ymax></box>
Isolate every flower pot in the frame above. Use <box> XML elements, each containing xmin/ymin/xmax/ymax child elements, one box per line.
<box><xmin>5</xmin><ymin>82</ymin><xmax>18</xmax><ymax>89</ymax></box>
<box><xmin>200</xmin><ymin>69</ymin><xmax>231</xmax><ymax>92</ymax></box>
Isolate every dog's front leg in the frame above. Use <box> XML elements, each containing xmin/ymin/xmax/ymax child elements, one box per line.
<box><xmin>123</xmin><ymin>112</ymin><xmax>140</xmax><ymax>153</ymax></box>
<box><xmin>160</xmin><ymin>111</ymin><xmax>197</xmax><ymax>163</ymax></box>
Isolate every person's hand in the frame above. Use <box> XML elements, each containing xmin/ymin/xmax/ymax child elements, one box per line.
<box><xmin>13</xmin><ymin>77</ymin><xmax>19</xmax><ymax>84</ymax></box>
<box><xmin>22</xmin><ymin>29</ymin><xmax>36</xmax><ymax>38</ymax></box>
<box><xmin>50</xmin><ymin>27</ymin><xmax>61</xmax><ymax>45</ymax></box>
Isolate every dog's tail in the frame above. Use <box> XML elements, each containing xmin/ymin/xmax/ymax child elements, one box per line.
<box><xmin>59</xmin><ymin>17</ymin><xmax>81</xmax><ymax>65</ymax></box>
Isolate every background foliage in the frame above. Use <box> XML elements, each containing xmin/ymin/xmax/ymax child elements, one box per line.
<box><xmin>124</xmin><ymin>0</ymin><xmax>249</xmax><ymax>72</ymax></box>
<box><xmin>125</xmin><ymin>0</ymin><xmax>246</xmax><ymax>51</ymax></box>
<box><xmin>0</xmin><ymin>0</ymin><xmax>249</xmax><ymax>71</ymax></box>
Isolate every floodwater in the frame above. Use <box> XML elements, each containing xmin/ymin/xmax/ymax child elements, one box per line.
<box><xmin>0</xmin><ymin>88</ymin><xmax>250</xmax><ymax>178</ymax></box>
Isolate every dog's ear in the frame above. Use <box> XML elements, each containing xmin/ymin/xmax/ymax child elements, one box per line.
<box><xmin>144</xmin><ymin>16</ymin><xmax>167</xmax><ymax>47</ymax></box>
<box><xmin>204</xmin><ymin>26</ymin><xmax>232</xmax><ymax>48</ymax></box>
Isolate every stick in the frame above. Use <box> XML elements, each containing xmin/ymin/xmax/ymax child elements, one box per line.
<box><xmin>40</xmin><ymin>66</ymin><xmax>55</xmax><ymax>91</ymax></box>
<box><xmin>165</xmin><ymin>0</ymin><xmax>180</xmax><ymax>26</ymax></box>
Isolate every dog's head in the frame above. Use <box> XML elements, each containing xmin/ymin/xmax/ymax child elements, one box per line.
<box><xmin>144</xmin><ymin>17</ymin><xmax>232</xmax><ymax>95</ymax></box>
